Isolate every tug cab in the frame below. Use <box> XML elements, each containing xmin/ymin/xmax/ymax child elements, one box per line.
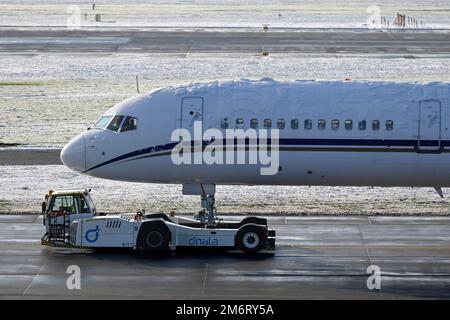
<box><xmin>42</xmin><ymin>189</ymin><xmax>96</xmax><ymax>244</ymax></box>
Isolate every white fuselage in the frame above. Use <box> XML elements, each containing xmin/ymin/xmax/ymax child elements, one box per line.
<box><xmin>61</xmin><ymin>79</ymin><xmax>450</xmax><ymax>187</ymax></box>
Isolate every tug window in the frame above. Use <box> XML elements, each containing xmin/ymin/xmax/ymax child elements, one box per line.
<box><xmin>345</xmin><ymin>120</ymin><xmax>353</xmax><ymax>130</ymax></box>
<box><xmin>77</xmin><ymin>195</ymin><xmax>90</xmax><ymax>213</ymax></box>
<box><xmin>236</xmin><ymin>118</ymin><xmax>244</xmax><ymax>128</ymax></box>
<box><xmin>250</xmin><ymin>118</ymin><xmax>258</xmax><ymax>129</ymax></box>
<box><xmin>318</xmin><ymin>119</ymin><xmax>326</xmax><ymax>130</ymax></box>
<box><xmin>121</xmin><ymin>116</ymin><xmax>138</xmax><ymax>132</ymax></box>
<box><xmin>277</xmin><ymin>119</ymin><xmax>285</xmax><ymax>129</ymax></box>
<box><xmin>304</xmin><ymin>119</ymin><xmax>312</xmax><ymax>130</ymax></box>
<box><xmin>372</xmin><ymin>120</ymin><xmax>380</xmax><ymax>131</ymax></box>
<box><xmin>93</xmin><ymin>115</ymin><xmax>113</xmax><ymax>129</ymax></box>
<box><xmin>264</xmin><ymin>119</ymin><xmax>272</xmax><ymax>129</ymax></box>
<box><xmin>386</xmin><ymin>120</ymin><xmax>394</xmax><ymax>131</ymax></box>
<box><xmin>50</xmin><ymin>195</ymin><xmax>76</xmax><ymax>213</ymax></box>
<box><xmin>291</xmin><ymin>119</ymin><xmax>299</xmax><ymax>130</ymax></box>
<box><xmin>107</xmin><ymin>115</ymin><xmax>124</xmax><ymax>132</ymax></box>
<box><xmin>220</xmin><ymin>118</ymin><xmax>229</xmax><ymax>129</ymax></box>
<box><xmin>358</xmin><ymin>120</ymin><xmax>366</xmax><ymax>130</ymax></box>
<box><xmin>331</xmin><ymin>119</ymin><xmax>339</xmax><ymax>130</ymax></box>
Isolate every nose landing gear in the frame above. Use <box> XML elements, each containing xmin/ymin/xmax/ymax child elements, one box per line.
<box><xmin>180</xmin><ymin>183</ymin><xmax>276</xmax><ymax>252</ymax></box>
<box><xmin>194</xmin><ymin>194</ymin><xmax>220</xmax><ymax>227</ymax></box>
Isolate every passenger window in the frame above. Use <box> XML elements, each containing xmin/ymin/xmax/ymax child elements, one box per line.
<box><xmin>318</xmin><ymin>119</ymin><xmax>326</xmax><ymax>130</ymax></box>
<box><xmin>345</xmin><ymin>120</ymin><xmax>353</xmax><ymax>130</ymax></box>
<box><xmin>291</xmin><ymin>119</ymin><xmax>299</xmax><ymax>130</ymax></box>
<box><xmin>221</xmin><ymin>118</ymin><xmax>229</xmax><ymax>129</ymax></box>
<box><xmin>121</xmin><ymin>117</ymin><xmax>138</xmax><ymax>132</ymax></box>
<box><xmin>50</xmin><ymin>195</ymin><xmax>76</xmax><ymax>213</ymax></box>
<box><xmin>386</xmin><ymin>120</ymin><xmax>394</xmax><ymax>131</ymax></box>
<box><xmin>304</xmin><ymin>119</ymin><xmax>312</xmax><ymax>130</ymax></box>
<box><xmin>236</xmin><ymin>118</ymin><xmax>244</xmax><ymax>128</ymax></box>
<box><xmin>358</xmin><ymin>120</ymin><xmax>366</xmax><ymax>130</ymax></box>
<box><xmin>264</xmin><ymin>119</ymin><xmax>272</xmax><ymax>129</ymax></box>
<box><xmin>107</xmin><ymin>115</ymin><xmax>124</xmax><ymax>132</ymax></box>
<box><xmin>250</xmin><ymin>118</ymin><xmax>258</xmax><ymax>129</ymax></box>
<box><xmin>331</xmin><ymin>119</ymin><xmax>339</xmax><ymax>130</ymax></box>
<box><xmin>372</xmin><ymin>120</ymin><xmax>380</xmax><ymax>131</ymax></box>
<box><xmin>277</xmin><ymin>119</ymin><xmax>285</xmax><ymax>129</ymax></box>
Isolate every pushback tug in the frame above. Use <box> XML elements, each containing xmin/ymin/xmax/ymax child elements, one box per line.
<box><xmin>41</xmin><ymin>189</ymin><xmax>276</xmax><ymax>253</ymax></box>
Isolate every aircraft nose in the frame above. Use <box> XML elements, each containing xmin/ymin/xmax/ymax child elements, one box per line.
<box><xmin>60</xmin><ymin>134</ymin><xmax>86</xmax><ymax>172</ymax></box>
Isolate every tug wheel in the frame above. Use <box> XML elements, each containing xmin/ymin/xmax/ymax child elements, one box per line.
<box><xmin>138</xmin><ymin>222</ymin><xmax>171</xmax><ymax>253</ymax></box>
<box><xmin>239</xmin><ymin>217</ymin><xmax>267</xmax><ymax>227</ymax></box>
<box><xmin>235</xmin><ymin>224</ymin><xmax>266</xmax><ymax>253</ymax></box>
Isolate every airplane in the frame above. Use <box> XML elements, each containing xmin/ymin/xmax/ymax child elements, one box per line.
<box><xmin>61</xmin><ymin>78</ymin><xmax>450</xmax><ymax>224</ymax></box>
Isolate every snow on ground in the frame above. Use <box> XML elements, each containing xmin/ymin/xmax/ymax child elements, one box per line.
<box><xmin>1</xmin><ymin>165</ymin><xmax>449</xmax><ymax>215</ymax></box>
<box><xmin>3</xmin><ymin>53</ymin><xmax>450</xmax><ymax>83</ymax></box>
<box><xmin>0</xmin><ymin>0</ymin><xmax>448</xmax><ymax>29</ymax></box>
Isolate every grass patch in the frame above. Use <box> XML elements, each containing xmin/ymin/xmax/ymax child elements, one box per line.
<box><xmin>0</xmin><ymin>143</ymin><xmax>20</xmax><ymax>147</ymax></box>
<box><xmin>0</xmin><ymin>200</ymin><xmax>11</xmax><ymax>210</ymax></box>
<box><xmin>0</xmin><ymin>82</ymin><xmax>46</xmax><ymax>87</ymax></box>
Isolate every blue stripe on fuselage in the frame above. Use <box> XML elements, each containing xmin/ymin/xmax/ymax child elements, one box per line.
<box><xmin>83</xmin><ymin>138</ymin><xmax>446</xmax><ymax>173</ymax></box>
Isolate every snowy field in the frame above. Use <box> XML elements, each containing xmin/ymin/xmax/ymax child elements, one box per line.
<box><xmin>0</xmin><ymin>0</ymin><xmax>449</xmax><ymax>29</ymax></box>
<box><xmin>1</xmin><ymin>165</ymin><xmax>449</xmax><ymax>215</ymax></box>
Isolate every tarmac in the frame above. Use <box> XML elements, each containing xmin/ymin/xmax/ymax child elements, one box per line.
<box><xmin>1</xmin><ymin>214</ymin><xmax>449</xmax><ymax>299</ymax></box>
<box><xmin>0</xmin><ymin>149</ymin><xmax>62</xmax><ymax>165</ymax></box>
<box><xmin>0</xmin><ymin>28</ymin><xmax>449</xmax><ymax>56</ymax></box>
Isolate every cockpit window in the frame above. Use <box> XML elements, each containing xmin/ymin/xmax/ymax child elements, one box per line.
<box><xmin>121</xmin><ymin>117</ymin><xmax>138</xmax><ymax>132</ymax></box>
<box><xmin>93</xmin><ymin>115</ymin><xmax>113</xmax><ymax>129</ymax></box>
<box><xmin>107</xmin><ymin>115</ymin><xmax>124</xmax><ymax>132</ymax></box>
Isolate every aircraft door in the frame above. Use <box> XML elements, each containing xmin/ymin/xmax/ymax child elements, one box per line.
<box><xmin>418</xmin><ymin>100</ymin><xmax>441</xmax><ymax>152</ymax></box>
<box><xmin>181</xmin><ymin>97</ymin><xmax>203</xmax><ymax>134</ymax></box>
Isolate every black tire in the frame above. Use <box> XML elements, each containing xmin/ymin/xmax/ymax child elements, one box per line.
<box><xmin>235</xmin><ymin>224</ymin><xmax>266</xmax><ymax>253</ymax></box>
<box><xmin>137</xmin><ymin>222</ymin><xmax>171</xmax><ymax>253</ymax></box>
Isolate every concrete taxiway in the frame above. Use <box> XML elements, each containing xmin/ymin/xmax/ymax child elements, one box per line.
<box><xmin>0</xmin><ymin>214</ymin><xmax>449</xmax><ymax>299</ymax></box>
<box><xmin>0</xmin><ymin>149</ymin><xmax>61</xmax><ymax>166</ymax></box>
<box><xmin>0</xmin><ymin>29</ymin><xmax>449</xmax><ymax>56</ymax></box>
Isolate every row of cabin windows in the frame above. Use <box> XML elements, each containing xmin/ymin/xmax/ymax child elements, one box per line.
<box><xmin>221</xmin><ymin>118</ymin><xmax>394</xmax><ymax>131</ymax></box>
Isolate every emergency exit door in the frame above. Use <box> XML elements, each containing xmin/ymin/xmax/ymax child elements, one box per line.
<box><xmin>418</xmin><ymin>100</ymin><xmax>441</xmax><ymax>151</ymax></box>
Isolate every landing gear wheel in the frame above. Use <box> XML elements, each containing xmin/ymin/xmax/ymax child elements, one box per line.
<box><xmin>138</xmin><ymin>222</ymin><xmax>170</xmax><ymax>253</ymax></box>
<box><xmin>235</xmin><ymin>224</ymin><xmax>266</xmax><ymax>253</ymax></box>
